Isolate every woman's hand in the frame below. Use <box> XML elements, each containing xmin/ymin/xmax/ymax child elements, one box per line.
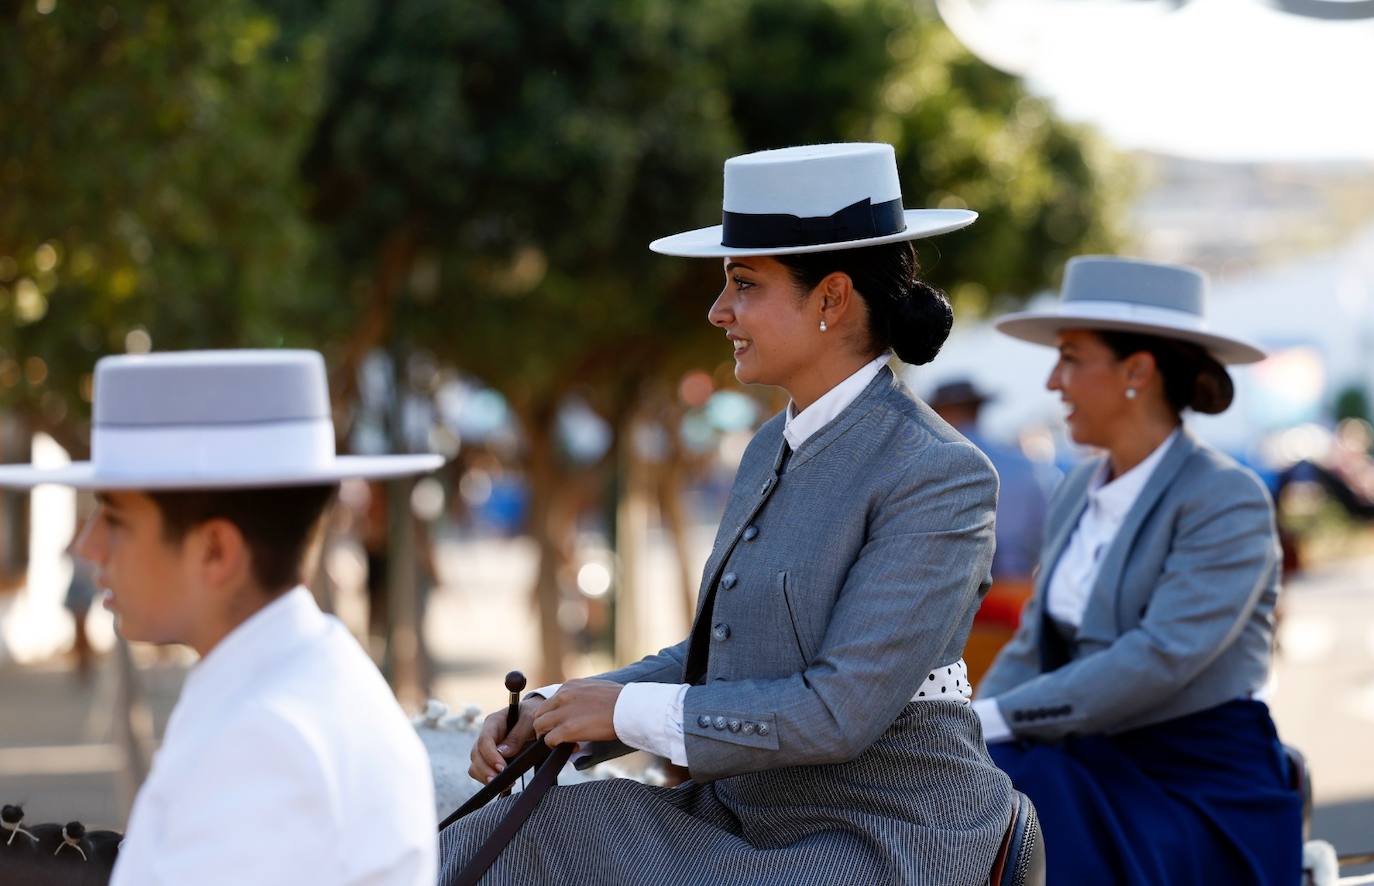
<box><xmin>469</xmin><ymin>696</ymin><xmax>546</xmax><ymax>784</ymax></box>
<box><xmin>531</xmin><ymin>678</ymin><xmax>624</xmax><ymax>748</ymax></box>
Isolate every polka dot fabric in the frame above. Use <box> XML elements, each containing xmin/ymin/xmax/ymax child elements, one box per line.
<box><xmin>912</xmin><ymin>658</ymin><xmax>971</xmax><ymax>704</ymax></box>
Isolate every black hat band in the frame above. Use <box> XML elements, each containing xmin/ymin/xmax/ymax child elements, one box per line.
<box><xmin>721</xmin><ymin>196</ymin><xmax>906</xmax><ymax>249</ymax></box>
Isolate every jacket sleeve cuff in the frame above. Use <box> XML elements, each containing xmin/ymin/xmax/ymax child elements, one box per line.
<box><xmin>613</xmin><ymin>682</ymin><xmax>689</xmax><ymax>766</ymax></box>
<box><xmin>974</xmin><ymin>697</ymin><xmax>1014</xmax><ymax>743</ymax></box>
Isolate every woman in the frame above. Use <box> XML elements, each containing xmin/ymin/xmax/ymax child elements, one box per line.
<box><xmin>439</xmin><ymin>143</ymin><xmax>1014</xmax><ymax>884</ymax></box>
<box><xmin>976</xmin><ymin>256</ymin><xmax>1303</xmax><ymax>884</ymax></box>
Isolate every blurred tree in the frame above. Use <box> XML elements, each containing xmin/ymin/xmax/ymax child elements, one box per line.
<box><xmin>0</xmin><ymin>0</ymin><xmax>328</xmax><ymax>454</ymax></box>
<box><xmin>295</xmin><ymin>0</ymin><xmax>1129</xmax><ymax>681</ymax></box>
<box><xmin>296</xmin><ymin>0</ymin><xmax>738</xmax><ymax>681</ymax></box>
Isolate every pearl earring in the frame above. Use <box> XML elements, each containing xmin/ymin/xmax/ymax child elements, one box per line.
<box><xmin>1125</xmin><ymin>388</ymin><xmax>1137</xmax><ymax>400</ymax></box>
<box><xmin>819</xmin><ymin>320</ymin><xmax>828</xmax><ymax>333</ymax></box>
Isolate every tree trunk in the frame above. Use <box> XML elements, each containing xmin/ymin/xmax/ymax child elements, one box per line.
<box><xmin>656</xmin><ymin>433</ymin><xmax>698</xmax><ymax>634</ymax></box>
<box><xmin>385</xmin><ymin>475</ymin><xmax>425</xmax><ymax>710</ymax></box>
<box><xmin>523</xmin><ymin>405</ymin><xmax>569</xmax><ymax>684</ymax></box>
<box><xmin>329</xmin><ymin>224</ymin><xmax>418</xmax><ymax>422</ymax></box>
<box><xmin>0</xmin><ymin>416</ymin><xmax>31</xmax><ymax>591</ymax></box>
<box><xmin>613</xmin><ymin>420</ymin><xmax>651</xmax><ymax>665</ymax></box>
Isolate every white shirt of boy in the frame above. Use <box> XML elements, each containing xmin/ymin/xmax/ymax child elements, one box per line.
<box><xmin>111</xmin><ymin>587</ymin><xmax>436</xmax><ymax>886</ymax></box>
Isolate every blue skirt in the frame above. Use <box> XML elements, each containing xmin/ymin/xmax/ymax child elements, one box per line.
<box><xmin>989</xmin><ymin>700</ymin><xmax>1301</xmax><ymax>885</ymax></box>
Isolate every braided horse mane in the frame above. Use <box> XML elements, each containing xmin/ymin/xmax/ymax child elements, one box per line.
<box><xmin>1</xmin><ymin>804</ymin><xmax>121</xmax><ymax>886</ymax></box>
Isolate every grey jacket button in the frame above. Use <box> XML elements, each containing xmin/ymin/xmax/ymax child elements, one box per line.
<box><xmin>742</xmin><ymin>722</ymin><xmax>756</xmax><ymax>735</ymax></box>
<box><xmin>756</xmin><ymin>722</ymin><xmax>770</xmax><ymax>736</ymax></box>
<box><xmin>728</xmin><ymin>719</ymin><xmax>742</xmax><ymax>733</ymax></box>
<box><xmin>713</xmin><ymin>716</ymin><xmax>727</xmax><ymax>730</ymax></box>
<box><xmin>721</xmin><ymin>573</ymin><xmax>738</xmax><ymax>590</ymax></box>
<box><xmin>743</xmin><ymin>526</ymin><xmax>759</xmax><ymax>541</ymax></box>
<box><xmin>712</xmin><ymin>623</ymin><xmax>731</xmax><ymax>641</ymax></box>
<box><xmin>697</xmin><ymin>715</ymin><xmax>711</xmax><ymax>728</ymax></box>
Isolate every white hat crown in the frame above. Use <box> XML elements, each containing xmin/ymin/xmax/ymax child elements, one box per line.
<box><xmin>723</xmin><ymin>143</ymin><xmax>903</xmax><ymax>220</ymax></box>
<box><xmin>0</xmin><ymin>350</ymin><xmax>443</xmax><ymax>490</ymax></box>
<box><xmin>91</xmin><ymin>351</ymin><xmax>338</xmax><ymax>482</ymax></box>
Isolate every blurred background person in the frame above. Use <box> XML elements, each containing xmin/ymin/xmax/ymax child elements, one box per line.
<box><xmin>63</xmin><ymin>535</ymin><xmax>99</xmax><ymax>682</ymax></box>
<box><xmin>975</xmin><ymin>256</ymin><xmax>1302</xmax><ymax>885</ymax></box>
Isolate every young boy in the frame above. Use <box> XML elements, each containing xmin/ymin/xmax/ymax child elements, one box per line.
<box><xmin>0</xmin><ymin>350</ymin><xmax>442</xmax><ymax>885</ymax></box>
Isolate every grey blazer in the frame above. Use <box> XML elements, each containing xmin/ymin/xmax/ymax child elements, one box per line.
<box><xmin>978</xmin><ymin>428</ymin><xmax>1282</xmax><ymax>740</ymax></box>
<box><xmin>599</xmin><ymin>367</ymin><xmax>999</xmax><ymax>782</ymax></box>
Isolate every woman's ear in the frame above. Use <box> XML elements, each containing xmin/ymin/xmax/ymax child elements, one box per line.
<box><xmin>1123</xmin><ymin>351</ymin><xmax>1158</xmax><ymax>391</ymax></box>
<box><xmin>817</xmin><ymin>271</ymin><xmax>854</xmax><ymax>317</ymax></box>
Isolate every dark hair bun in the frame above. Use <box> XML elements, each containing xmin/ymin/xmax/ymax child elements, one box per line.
<box><xmin>887</xmin><ymin>279</ymin><xmax>953</xmax><ymax>366</ymax></box>
<box><xmin>1191</xmin><ymin>359</ymin><xmax>1234</xmax><ymax>414</ymax></box>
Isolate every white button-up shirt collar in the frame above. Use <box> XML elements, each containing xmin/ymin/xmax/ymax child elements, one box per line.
<box><xmin>1044</xmin><ymin>429</ymin><xmax>1180</xmax><ymax>629</ymax></box>
<box><xmin>783</xmin><ymin>354</ymin><xmax>890</xmax><ymax>451</ymax></box>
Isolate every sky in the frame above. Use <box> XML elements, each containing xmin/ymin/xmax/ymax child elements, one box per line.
<box><xmin>936</xmin><ymin>0</ymin><xmax>1374</xmax><ymax>163</ymax></box>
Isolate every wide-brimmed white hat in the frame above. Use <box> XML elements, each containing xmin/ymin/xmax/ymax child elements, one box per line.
<box><xmin>995</xmin><ymin>256</ymin><xmax>1266</xmax><ymax>365</ymax></box>
<box><xmin>0</xmin><ymin>350</ymin><xmax>445</xmax><ymax>490</ymax></box>
<box><xmin>649</xmin><ymin>143</ymin><xmax>977</xmax><ymax>257</ymax></box>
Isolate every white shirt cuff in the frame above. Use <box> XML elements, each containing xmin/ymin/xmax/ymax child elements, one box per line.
<box><xmin>612</xmin><ymin>682</ymin><xmax>689</xmax><ymax>767</ymax></box>
<box><xmin>529</xmin><ymin>683</ymin><xmax>560</xmax><ymax>700</ymax></box>
<box><xmin>974</xmin><ymin>698</ymin><xmax>1014</xmax><ymax>744</ymax></box>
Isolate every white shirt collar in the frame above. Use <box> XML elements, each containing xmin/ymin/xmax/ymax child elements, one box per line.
<box><xmin>783</xmin><ymin>354</ymin><xmax>890</xmax><ymax>451</ymax></box>
<box><xmin>1088</xmin><ymin>429</ymin><xmax>1180</xmax><ymax>525</ymax></box>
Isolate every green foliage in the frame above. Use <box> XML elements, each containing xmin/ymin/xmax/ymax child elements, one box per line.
<box><xmin>0</xmin><ymin>0</ymin><xmax>326</xmax><ymax>439</ymax></box>
<box><xmin>1</xmin><ymin>0</ymin><xmax>1129</xmax><ymax>440</ymax></box>
<box><xmin>298</xmin><ymin>0</ymin><xmax>741</xmax><ymax>416</ymax></box>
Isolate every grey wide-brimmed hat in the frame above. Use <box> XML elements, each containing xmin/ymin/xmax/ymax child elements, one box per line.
<box><xmin>649</xmin><ymin>143</ymin><xmax>977</xmax><ymax>257</ymax></box>
<box><xmin>0</xmin><ymin>350</ymin><xmax>444</xmax><ymax>490</ymax></box>
<box><xmin>994</xmin><ymin>256</ymin><xmax>1266</xmax><ymax>365</ymax></box>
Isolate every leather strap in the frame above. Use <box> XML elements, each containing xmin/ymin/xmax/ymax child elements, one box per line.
<box><xmin>441</xmin><ymin>741</ymin><xmax>576</xmax><ymax>886</ymax></box>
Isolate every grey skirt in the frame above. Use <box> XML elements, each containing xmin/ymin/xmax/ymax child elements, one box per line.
<box><xmin>438</xmin><ymin>702</ymin><xmax>1012</xmax><ymax>886</ymax></box>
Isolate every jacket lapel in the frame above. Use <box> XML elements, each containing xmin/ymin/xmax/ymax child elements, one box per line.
<box><xmin>1075</xmin><ymin>428</ymin><xmax>1196</xmax><ymax>643</ymax></box>
<box><xmin>1033</xmin><ymin>464</ymin><xmax>1094</xmax><ymax>670</ymax></box>
<box><xmin>787</xmin><ymin>366</ymin><xmax>893</xmax><ymax>471</ymax></box>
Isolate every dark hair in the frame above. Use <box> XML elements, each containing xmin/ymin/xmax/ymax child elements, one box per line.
<box><xmin>148</xmin><ymin>485</ymin><xmax>338</xmax><ymax>593</ymax></box>
<box><xmin>774</xmin><ymin>240</ymin><xmax>952</xmax><ymax>365</ymax></box>
<box><xmin>1095</xmin><ymin>330</ymin><xmax>1234</xmax><ymax>415</ymax></box>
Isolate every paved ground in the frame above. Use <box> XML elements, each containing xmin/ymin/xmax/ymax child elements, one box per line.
<box><xmin>1</xmin><ymin>538</ymin><xmax>1370</xmax><ymax>873</ymax></box>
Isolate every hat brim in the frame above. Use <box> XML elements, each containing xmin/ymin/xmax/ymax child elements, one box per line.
<box><xmin>994</xmin><ymin>307</ymin><xmax>1266</xmax><ymax>366</ymax></box>
<box><xmin>0</xmin><ymin>454</ymin><xmax>446</xmax><ymax>490</ymax></box>
<box><xmin>649</xmin><ymin>209</ymin><xmax>977</xmax><ymax>257</ymax></box>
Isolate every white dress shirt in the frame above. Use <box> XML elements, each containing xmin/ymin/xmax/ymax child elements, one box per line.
<box><xmin>975</xmin><ymin>430</ymin><xmax>1180</xmax><ymax>743</ymax></box>
<box><xmin>111</xmin><ymin>587</ymin><xmax>436</xmax><ymax>886</ymax></box>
